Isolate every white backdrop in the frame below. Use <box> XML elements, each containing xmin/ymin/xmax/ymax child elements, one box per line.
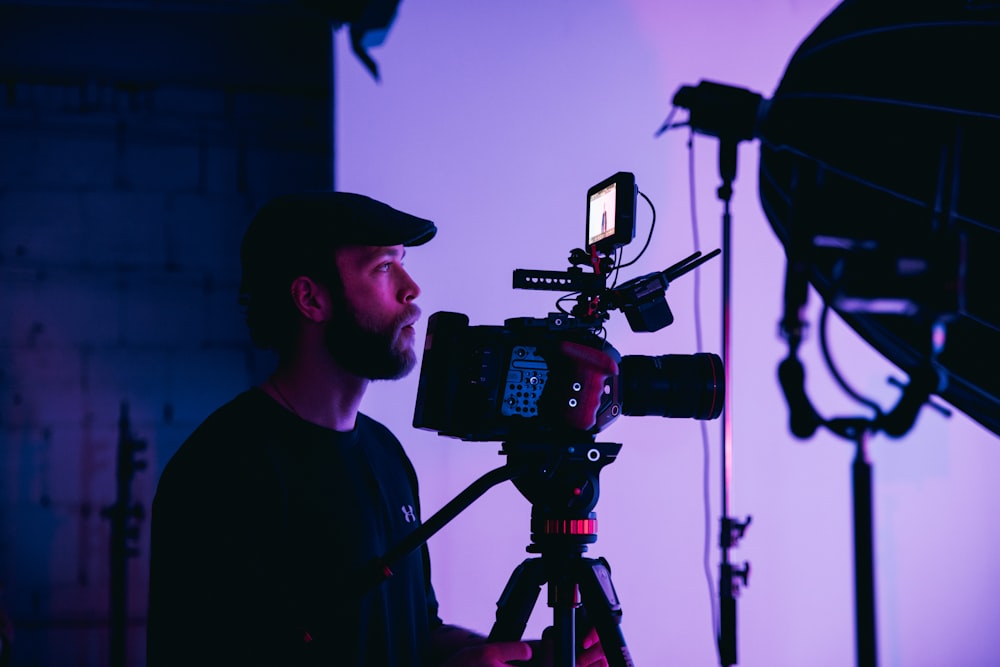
<box><xmin>334</xmin><ymin>2</ymin><xmax>1000</xmax><ymax>666</ymax></box>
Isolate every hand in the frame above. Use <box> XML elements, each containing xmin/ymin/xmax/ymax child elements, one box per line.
<box><xmin>531</xmin><ymin>626</ymin><xmax>608</xmax><ymax>667</ymax></box>
<box><xmin>575</xmin><ymin>627</ymin><xmax>607</xmax><ymax>667</ymax></box>
<box><xmin>440</xmin><ymin>641</ymin><xmax>533</xmax><ymax>666</ymax></box>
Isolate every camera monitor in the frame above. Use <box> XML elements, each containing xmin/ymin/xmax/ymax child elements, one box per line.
<box><xmin>586</xmin><ymin>172</ymin><xmax>637</xmax><ymax>254</ymax></box>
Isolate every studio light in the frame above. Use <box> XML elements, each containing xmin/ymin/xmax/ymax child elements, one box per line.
<box><xmin>675</xmin><ymin>1</ymin><xmax>1000</xmax><ymax>438</ymax></box>
<box><xmin>670</xmin><ymin>4</ymin><xmax>1000</xmax><ymax>667</ymax></box>
<box><xmin>758</xmin><ymin>0</ymin><xmax>1000</xmax><ymax>438</ymax></box>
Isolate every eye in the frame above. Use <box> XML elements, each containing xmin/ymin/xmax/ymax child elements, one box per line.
<box><xmin>376</xmin><ymin>257</ymin><xmax>405</xmax><ymax>273</ymax></box>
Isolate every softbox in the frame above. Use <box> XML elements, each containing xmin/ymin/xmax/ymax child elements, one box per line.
<box><xmin>757</xmin><ymin>0</ymin><xmax>1000</xmax><ymax>436</ymax></box>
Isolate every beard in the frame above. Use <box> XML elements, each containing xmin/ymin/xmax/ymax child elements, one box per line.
<box><xmin>325</xmin><ymin>299</ymin><xmax>420</xmax><ymax>381</ymax></box>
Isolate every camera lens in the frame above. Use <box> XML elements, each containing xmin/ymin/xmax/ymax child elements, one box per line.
<box><xmin>619</xmin><ymin>353</ymin><xmax>724</xmax><ymax>419</ymax></box>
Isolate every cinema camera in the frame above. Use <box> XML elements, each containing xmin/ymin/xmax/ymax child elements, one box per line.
<box><xmin>413</xmin><ymin>172</ymin><xmax>726</xmax><ymax>443</ymax></box>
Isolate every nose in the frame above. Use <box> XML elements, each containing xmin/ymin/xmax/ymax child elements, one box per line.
<box><xmin>400</xmin><ymin>267</ymin><xmax>421</xmax><ymax>303</ymax></box>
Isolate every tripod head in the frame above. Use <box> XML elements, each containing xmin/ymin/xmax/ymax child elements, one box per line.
<box><xmin>500</xmin><ymin>440</ymin><xmax>621</xmax><ymax>552</ymax></box>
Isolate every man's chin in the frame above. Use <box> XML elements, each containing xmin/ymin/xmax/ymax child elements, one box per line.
<box><xmin>394</xmin><ymin>332</ymin><xmax>418</xmax><ymax>369</ymax></box>
<box><xmin>328</xmin><ymin>319</ymin><xmax>419</xmax><ymax>380</ymax></box>
<box><xmin>394</xmin><ymin>350</ymin><xmax>418</xmax><ymax>379</ymax></box>
<box><xmin>369</xmin><ymin>348</ymin><xmax>416</xmax><ymax>381</ymax></box>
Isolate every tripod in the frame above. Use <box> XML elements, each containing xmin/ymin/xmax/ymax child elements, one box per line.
<box><xmin>488</xmin><ymin>517</ymin><xmax>631</xmax><ymax>667</ymax></box>
<box><xmin>362</xmin><ymin>439</ymin><xmax>634</xmax><ymax>667</ymax></box>
<box><xmin>487</xmin><ymin>441</ymin><xmax>633</xmax><ymax>667</ymax></box>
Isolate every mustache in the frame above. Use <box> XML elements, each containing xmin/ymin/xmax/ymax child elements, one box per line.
<box><xmin>395</xmin><ymin>304</ymin><xmax>422</xmax><ymax>330</ymax></box>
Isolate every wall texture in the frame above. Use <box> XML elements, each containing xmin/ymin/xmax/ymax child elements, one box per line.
<box><xmin>0</xmin><ymin>4</ymin><xmax>332</xmax><ymax>665</ymax></box>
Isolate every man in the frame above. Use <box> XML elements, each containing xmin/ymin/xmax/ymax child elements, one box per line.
<box><xmin>146</xmin><ymin>192</ymin><xmax>606</xmax><ymax>666</ymax></box>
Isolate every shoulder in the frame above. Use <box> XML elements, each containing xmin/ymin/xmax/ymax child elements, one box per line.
<box><xmin>171</xmin><ymin>390</ymin><xmax>269</xmax><ymax>455</ymax></box>
<box><xmin>356</xmin><ymin>412</ymin><xmax>402</xmax><ymax>445</ymax></box>
<box><xmin>356</xmin><ymin>412</ymin><xmax>420</xmax><ymax>486</ymax></box>
<box><xmin>355</xmin><ymin>413</ymin><xmax>413</xmax><ymax>466</ymax></box>
<box><xmin>155</xmin><ymin>389</ymin><xmax>282</xmax><ymax>496</ymax></box>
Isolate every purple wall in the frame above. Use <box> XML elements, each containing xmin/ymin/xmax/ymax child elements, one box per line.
<box><xmin>335</xmin><ymin>2</ymin><xmax>1000</xmax><ymax>667</ymax></box>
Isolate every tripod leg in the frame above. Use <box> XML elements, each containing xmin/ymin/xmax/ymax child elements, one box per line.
<box><xmin>489</xmin><ymin>559</ymin><xmax>547</xmax><ymax>642</ymax></box>
<box><xmin>576</xmin><ymin>557</ymin><xmax>634</xmax><ymax>667</ymax></box>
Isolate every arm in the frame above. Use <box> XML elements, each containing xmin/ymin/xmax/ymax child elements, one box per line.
<box><xmin>431</xmin><ymin>624</ymin><xmax>532</xmax><ymax>666</ymax></box>
<box><xmin>529</xmin><ymin>626</ymin><xmax>607</xmax><ymax>667</ymax></box>
<box><xmin>430</xmin><ymin>624</ymin><xmax>607</xmax><ymax>667</ymax></box>
<box><xmin>431</xmin><ymin>623</ymin><xmax>488</xmax><ymax>655</ymax></box>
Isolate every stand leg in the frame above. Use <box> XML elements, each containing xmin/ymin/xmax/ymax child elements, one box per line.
<box><xmin>489</xmin><ymin>559</ymin><xmax>546</xmax><ymax>643</ymax></box>
<box><xmin>490</xmin><ymin>556</ymin><xmax>635</xmax><ymax>667</ymax></box>
<box><xmin>853</xmin><ymin>434</ymin><xmax>878</xmax><ymax>667</ymax></box>
<box><xmin>575</xmin><ymin>557</ymin><xmax>633</xmax><ymax>667</ymax></box>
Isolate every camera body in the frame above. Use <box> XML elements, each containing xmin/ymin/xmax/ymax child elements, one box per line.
<box><xmin>413</xmin><ymin>310</ymin><xmax>724</xmax><ymax>442</ymax></box>
<box><xmin>412</xmin><ymin>172</ymin><xmax>725</xmax><ymax>443</ymax></box>
<box><xmin>413</xmin><ymin>311</ymin><xmax>623</xmax><ymax>442</ymax></box>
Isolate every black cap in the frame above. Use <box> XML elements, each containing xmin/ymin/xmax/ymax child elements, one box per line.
<box><xmin>240</xmin><ymin>191</ymin><xmax>437</xmax><ymax>296</ymax></box>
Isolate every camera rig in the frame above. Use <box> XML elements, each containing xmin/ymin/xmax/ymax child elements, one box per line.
<box><xmin>413</xmin><ymin>172</ymin><xmax>724</xmax><ymax>444</ymax></box>
<box><xmin>513</xmin><ymin>245</ymin><xmax>720</xmax><ymax>334</ymax></box>
<box><xmin>383</xmin><ymin>172</ymin><xmax>728</xmax><ymax>667</ymax></box>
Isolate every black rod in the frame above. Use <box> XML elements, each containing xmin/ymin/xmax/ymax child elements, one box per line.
<box><xmin>853</xmin><ymin>431</ymin><xmax>878</xmax><ymax>667</ymax></box>
<box><xmin>716</xmin><ymin>138</ymin><xmax>744</xmax><ymax>667</ymax></box>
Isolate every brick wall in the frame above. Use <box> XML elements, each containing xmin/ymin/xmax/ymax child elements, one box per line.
<box><xmin>0</xmin><ymin>4</ymin><xmax>332</xmax><ymax>665</ymax></box>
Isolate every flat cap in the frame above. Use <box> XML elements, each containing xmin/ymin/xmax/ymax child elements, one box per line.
<box><xmin>240</xmin><ymin>191</ymin><xmax>437</xmax><ymax>294</ymax></box>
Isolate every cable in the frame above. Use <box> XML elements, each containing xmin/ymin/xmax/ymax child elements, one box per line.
<box><xmin>555</xmin><ymin>291</ymin><xmax>580</xmax><ymax>316</ymax></box>
<box><xmin>609</xmin><ymin>246</ymin><xmax>624</xmax><ymax>288</ymax></box>
<box><xmin>818</xmin><ymin>302</ymin><xmax>882</xmax><ymax>418</ymax></box>
<box><xmin>687</xmin><ymin>129</ymin><xmax>721</xmax><ymax>641</ymax></box>
<box><xmin>614</xmin><ymin>191</ymin><xmax>657</xmax><ymax>272</ymax></box>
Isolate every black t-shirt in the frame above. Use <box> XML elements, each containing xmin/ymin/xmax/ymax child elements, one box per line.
<box><xmin>147</xmin><ymin>388</ymin><xmax>441</xmax><ymax>666</ymax></box>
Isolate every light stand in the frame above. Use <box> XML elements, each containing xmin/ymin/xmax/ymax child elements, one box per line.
<box><xmin>777</xmin><ymin>300</ymin><xmax>944</xmax><ymax>667</ymax></box>
<box><xmin>849</xmin><ymin>423</ymin><xmax>878</xmax><ymax>667</ymax></box>
<box><xmin>671</xmin><ymin>80</ymin><xmax>763</xmax><ymax>666</ymax></box>
<box><xmin>100</xmin><ymin>402</ymin><xmax>146</xmax><ymax>667</ymax></box>
<box><xmin>714</xmin><ymin>137</ymin><xmax>751</xmax><ymax>667</ymax></box>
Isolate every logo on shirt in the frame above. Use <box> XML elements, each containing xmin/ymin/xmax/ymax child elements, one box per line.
<box><xmin>401</xmin><ymin>504</ymin><xmax>417</xmax><ymax>523</ymax></box>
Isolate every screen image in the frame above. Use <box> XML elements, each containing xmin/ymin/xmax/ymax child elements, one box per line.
<box><xmin>588</xmin><ymin>183</ymin><xmax>617</xmax><ymax>247</ymax></box>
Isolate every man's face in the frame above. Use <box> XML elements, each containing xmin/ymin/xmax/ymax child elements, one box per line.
<box><xmin>324</xmin><ymin>244</ymin><xmax>422</xmax><ymax>380</ymax></box>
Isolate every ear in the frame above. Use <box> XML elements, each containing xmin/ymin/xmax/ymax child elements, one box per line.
<box><xmin>289</xmin><ymin>275</ymin><xmax>332</xmax><ymax>323</ymax></box>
